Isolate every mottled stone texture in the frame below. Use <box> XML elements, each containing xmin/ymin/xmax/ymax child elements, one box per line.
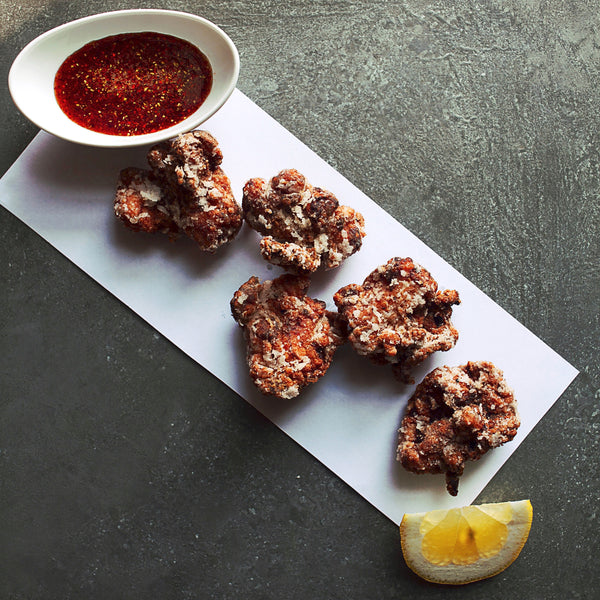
<box><xmin>1</xmin><ymin>1</ymin><xmax>598</xmax><ymax>599</ymax></box>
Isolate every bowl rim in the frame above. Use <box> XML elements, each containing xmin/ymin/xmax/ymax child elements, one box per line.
<box><xmin>8</xmin><ymin>9</ymin><xmax>240</xmax><ymax>148</ymax></box>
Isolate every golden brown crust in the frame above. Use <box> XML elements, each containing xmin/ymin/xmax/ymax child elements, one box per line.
<box><xmin>114</xmin><ymin>131</ymin><xmax>243</xmax><ymax>252</ymax></box>
<box><xmin>396</xmin><ymin>361</ymin><xmax>520</xmax><ymax>495</ymax></box>
<box><xmin>242</xmin><ymin>168</ymin><xmax>365</xmax><ymax>273</ymax></box>
<box><xmin>231</xmin><ymin>274</ymin><xmax>344</xmax><ymax>399</ymax></box>
<box><xmin>333</xmin><ymin>257</ymin><xmax>460</xmax><ymax>383</ymax></box>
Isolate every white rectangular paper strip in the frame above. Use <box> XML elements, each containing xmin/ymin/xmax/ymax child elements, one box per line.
<box><xmin>0</xmin><ymin>90</ymin><xmax>578</xmax><ymax>523</ymax></box>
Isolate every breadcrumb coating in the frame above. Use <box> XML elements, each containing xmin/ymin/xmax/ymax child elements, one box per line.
<box><xmin>333</xmin><ymin>257</ymin><xmax>460</xmax><ymax>382</ymax></box>
<box><xmin>231</xmin><ymin>274</ymin><xmax>344</xmax><ymax>399</ymax></box>
<box><xmin>396</xmin><ymin>361</ymin><xmax>520</xmax><ymax>495</ymax></box>
<box><xmin>114</xmin><ymin>167</ymin><xmax>178</xmax><ymax>235</ymax></box>
<box><xmin>242</xmin><ymin>169</ymin><xmax>365</xmax><ymax>273</ymax></box>
<box><xmin>114</xmin><ymin>130</ymin><xmax>242</xmax><ymax>252</ymax></box>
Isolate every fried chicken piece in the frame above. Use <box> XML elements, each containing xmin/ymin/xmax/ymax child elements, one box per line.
<box><xmin>114</xmin><ymin>130</ymin><xmax>243</xmax><ymax>252</ymax></box>
<box><xmin>396</xmin><ymin>361</ymin><xmax>520</xmax><ymax>495</ymax></box>
<box><xmin>333</xmin><ymin>257</ymin><xmax>460</xmax><ymax>383</ymax></box>
<box><xmin>231</xmin><ymin>274</ymin><xmax>344</xmax><ymax>399</ymax></box>
<box><xmin>114</xmin><ymin>167</ymin><xmax>179</xmax><ymax>235</ymax></box>
<box><xmin>242</xmin><ymin>169</ymin><xmax>365</xmax><ymax>273</ymax></box>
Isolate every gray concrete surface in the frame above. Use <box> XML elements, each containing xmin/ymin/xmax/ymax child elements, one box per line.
<box><xmin>1</xmin><ymin>1</ymin><xmax>598</xmax><ymax>598</ymax></box>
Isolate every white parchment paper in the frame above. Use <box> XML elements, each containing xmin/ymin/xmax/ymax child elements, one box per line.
<box><xmin>0</xmin><ymin>90</ymin><xmax>578</xmax><ymax>523</ymax></box>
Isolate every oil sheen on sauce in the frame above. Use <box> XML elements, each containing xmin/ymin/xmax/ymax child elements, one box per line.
<box><xmin>54</xmin><ymin>32</ymin><xmax>213</xmax><ymax>136</ymax></box>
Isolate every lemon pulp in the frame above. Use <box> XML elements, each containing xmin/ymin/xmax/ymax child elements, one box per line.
<box><xmin>420</xmin><ymin>504</ymin><xmax>513</xmax><ymax>565</ymax></box>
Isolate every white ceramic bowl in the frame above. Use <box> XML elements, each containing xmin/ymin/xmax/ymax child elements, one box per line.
<box><xmin>8</xmin><ymin>9</ymin><xmax>240</xmax><ymax>148</ymax></box>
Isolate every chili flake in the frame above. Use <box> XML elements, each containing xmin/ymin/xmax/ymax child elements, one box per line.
<box><xmin>54</xmin><ymin>32</ymin><xmax>213</xmax><ymax>136</ymax></box>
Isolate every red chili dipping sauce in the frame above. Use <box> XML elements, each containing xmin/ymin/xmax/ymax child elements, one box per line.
<box><xmin>54</xmin><ymin>32</ymin><xmax>213</xmax><ymax>136</ymax></box>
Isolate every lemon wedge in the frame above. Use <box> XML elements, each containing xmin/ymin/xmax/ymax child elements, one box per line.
<box><xmin>400</xmin><ymin>500</ymin><xmax>533</xmax><ymax>585</ymax></box>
